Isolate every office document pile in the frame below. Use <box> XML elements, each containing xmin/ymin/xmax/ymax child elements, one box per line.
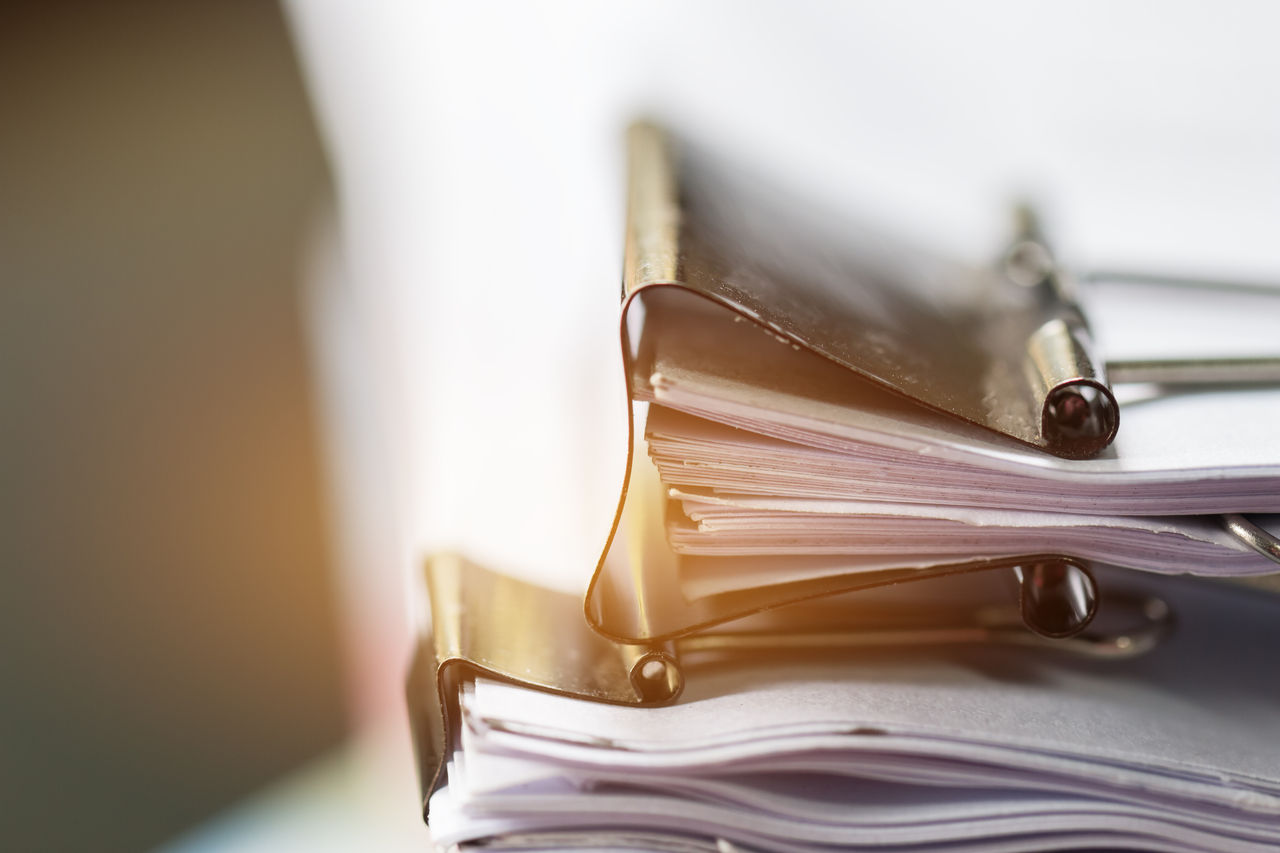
<box><xmin>410</xmin><ymin>126</ymin><xmax>1280</xmax><ymax>852</ymax></box>
<box><xmin>430</xmin><ymin>575</ymin><xmax>1280</xmax><ymax>853</ymax></box>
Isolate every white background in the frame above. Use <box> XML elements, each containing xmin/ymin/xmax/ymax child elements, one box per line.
<box><xmin>286</xmin><ymin>0</ymin><xmax>1280</xmax><ymax>720</ymax></box>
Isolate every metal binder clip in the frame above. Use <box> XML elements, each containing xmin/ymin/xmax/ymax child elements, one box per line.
<box><xmin>1003</xmin><ymin>207</ymin><xmax>1280</xmax><ymax>622</ymax></box>
<box><xmin>409</xmin><ymin>554</ymin><xmax>1176</xmax><ymax>819</ymax></box>
<box><xmin>587</xmin><ymin>125</ymin><xmax>1277</xmax><ymax>661</ymax></box>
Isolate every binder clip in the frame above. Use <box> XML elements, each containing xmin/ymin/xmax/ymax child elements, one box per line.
<box><xmin>588</xmin><ymin>121</ymin><xmax>1280</xmax><ymax>649</ymax></box>
<box><xmin>408</xmin><ymin>553</ymin><xmax>1175</xmax><ymax>819</ymax></box>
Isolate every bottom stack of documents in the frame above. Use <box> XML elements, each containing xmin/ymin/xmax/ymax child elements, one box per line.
<box><xmin>421</xmin><ymin>569</ymin><xmax>1280</xmax><ymax>852</ymax></box>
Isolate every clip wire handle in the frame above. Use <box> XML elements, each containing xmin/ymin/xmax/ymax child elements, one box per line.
<box><xmin>1223</xmin><ymin>514</ymin><xmax>1280</xmax><ymax>566</ymax></box>
<box><xmin>1106</xmin><ymin>357</ymin><xmax>1280</xmax><ymax>386</ymax></box>
<box><xmin>1084</xmin><ymin>270</ymin><xmax>1280</xmax><ymax>386</ymax></box>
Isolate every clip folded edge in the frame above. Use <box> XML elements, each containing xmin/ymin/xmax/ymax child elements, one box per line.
<box><xmin>409</xmin><ymin>554</ymin><xmax>681</xmax><ymax>821</ymax></box>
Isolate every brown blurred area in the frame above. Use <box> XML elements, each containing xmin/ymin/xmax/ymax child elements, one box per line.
<box><xmin>0</xmin><ymin>1</ymin><xmax>347</xmax><ymax>850</ymax></box>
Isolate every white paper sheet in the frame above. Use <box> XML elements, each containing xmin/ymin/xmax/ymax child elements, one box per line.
<box><xmin>637</xmin><ymin>277</ymin><xmax>1280</xmax><ymax>513</ymax></box>
<box><xmin>660</xmin><ymin>488</ymin><xmax>1279</xmax><ymax>597</ymax></box>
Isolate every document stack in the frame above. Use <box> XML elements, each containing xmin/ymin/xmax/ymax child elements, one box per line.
<box><xmin>408</xmin><ymin>124</ymin><xmax>1280</xmax><ymax>852</ymax></box>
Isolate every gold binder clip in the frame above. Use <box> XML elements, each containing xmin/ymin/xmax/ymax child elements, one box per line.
<box><xmin>407</xmin><ymin>554</ymin><xmax>1173</xmax><ymax>819</ymax></box>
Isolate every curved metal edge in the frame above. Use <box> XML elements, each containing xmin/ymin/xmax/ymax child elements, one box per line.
<box><xmin>1014</xmin><ymin>559</ymin><xmax>1100</xmax><ymax>639</ymax></box>
<box><xmin>625</xmin><ymin>646</ymin><xmax>685</xmax><ymax>704</ymax></box>
<box><xmin>1024</xmin><ymin>312</ymin><xmax>1119</xmax><ymax>458</ymax></box>
<box><xmin>407</xmin><ymin>644</ymin><xmax>683</xmax><ymax>825</ymax></box>
<box><xmin>1040</xmin><ymin>377</ymin><xmax>1120</xmax><ymax>459</ymax></box>
<box><xmin>405</xmin><ymin>636</ymin><xmax>445</xmax><ymax>823</ymax></box>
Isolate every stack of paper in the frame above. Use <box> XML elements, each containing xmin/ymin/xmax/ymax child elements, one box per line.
<box><xmin>630</xmin><ymin>284</ymin><xmax>1280</xmax><ymax>604</ymax></box>
<box><xmin>414</xmin><ymin>277</ymin><xmax>1280</xmax><ymax>851</ymax></box>
<box><xmin>428</xmin><ymin>571</ymin><xmax>1280</xmax><ymax>852</ymax></box>
<box><xmin>414</xmin><ymin>127</ymin><xmax>1280</xmax><ymax>852</ymax></box>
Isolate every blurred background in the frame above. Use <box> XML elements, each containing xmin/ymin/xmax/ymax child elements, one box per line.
<box><xmin>0</xmin><ymin>1</ymin><xmax>350</xmax><ymax>850</ymax></box>
<box><xmin>3</xmin><ymin>1</ymin><xmax>1278</xmax><ymax>851</ymax></box>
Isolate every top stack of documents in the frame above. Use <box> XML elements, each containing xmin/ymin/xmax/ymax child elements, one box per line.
<box><xmin>410</xmin><ymin>124</ymin><xmax>1280</xmax><ymax>852</ymax></box>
